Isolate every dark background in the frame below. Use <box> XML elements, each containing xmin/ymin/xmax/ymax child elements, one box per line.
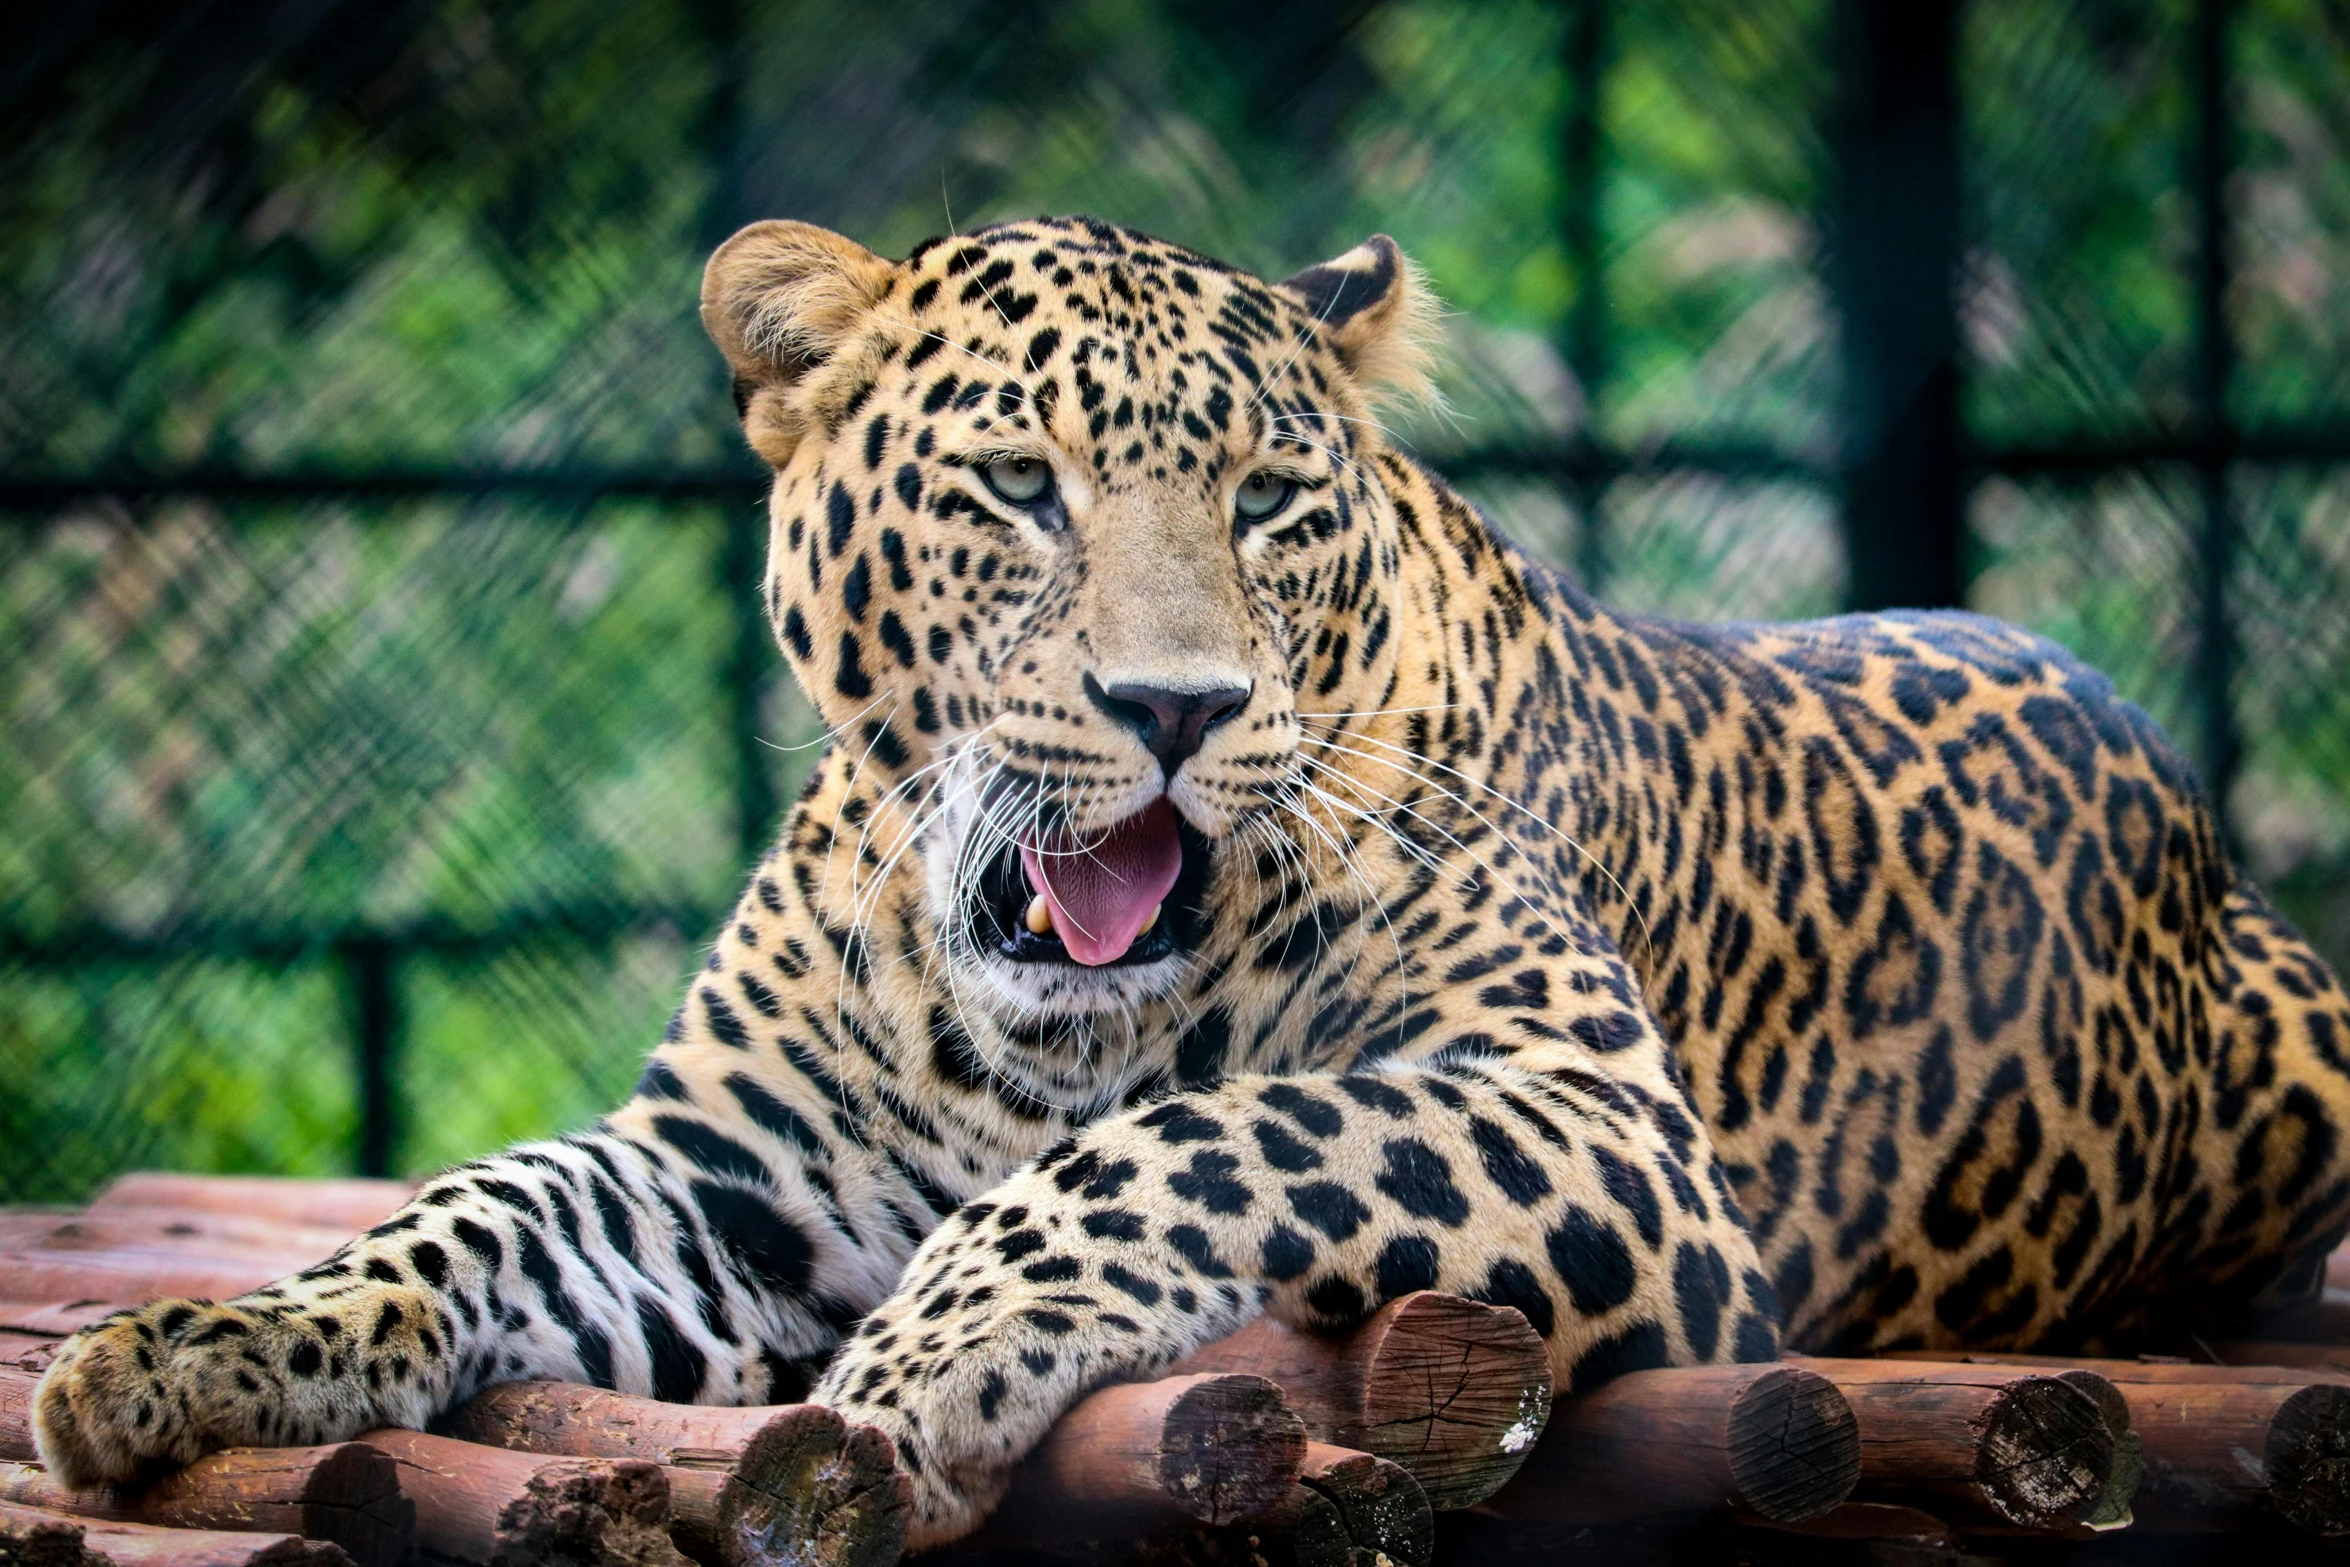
<box><xmin>3</xmin><ymin>0</ymin><xmax>2346</xmax><ymax>1199</ymax></box>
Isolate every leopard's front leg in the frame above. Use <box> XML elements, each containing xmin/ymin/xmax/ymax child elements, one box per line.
<box><xmin>818</xmin><ymin>1054</ymin><xmax>1778</xmax><ymax>1547</ymax></box>
<box><xmin>33</xmin><ymin>1103</ymin><xmax>902</xmax><ymax>1486</ymax></box>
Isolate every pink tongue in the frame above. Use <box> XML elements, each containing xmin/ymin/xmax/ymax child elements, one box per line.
<box><xmin>1020</xmin><ymin>799</ymin><xmax>1184</xmax><ymax>966</ymax></box>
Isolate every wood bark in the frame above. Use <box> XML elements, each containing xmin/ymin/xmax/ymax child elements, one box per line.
<box><xmin>1167</xmin><ymin>1291</ymin><xmax>1551</xmax><ymax>1509</ymax></box>
<box><xmin>437</xmin><ymin>1383</ymin><xmax>905</xmax><ymax>1567</ymax></box>
<box><xmin>963</xmin><ymin>1374</ymin><xmax>1306</xmax><ymax>1549</ymax></box>
<box><xmin>1476</xmin><ymin>1362</ymin><xmax>1859</xmax><ymax>1525</ymax></box>
<box><xmin>0</xmin><ymin>1501</ymin><xmax>352</xmax><ymax>1567</ymax></box>
<box><xmin>0</xmin><ymin>1447</ymin><xmax>410</xmax><ymax>1567</ymax></box>
<box><xmin>1788</xmin><ymin>1358</ymin><xmax>2115</xmax><ymax>1529</ymax></box>
<box><xmin>356</xmin><ymin>1429</ymin><xmax>688</xmax><ymax>1567</ymax></box>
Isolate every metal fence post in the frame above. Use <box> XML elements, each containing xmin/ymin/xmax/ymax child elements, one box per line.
<box><xmin>2191</xmin><ymin>0</ymin><xmax>2242</xmax><ymax>836</ymax></box>
<box><xmin>724</xmin><ymin>506</ymin><xmax>781</xmax><ymax>860</ymax></box>
<box><xmin>691</xmin><ymin>0</ymin><xmax>779</xmax><ymax>866</ymax></box>
<box><xmin>342</xmin><ymin>937</ymin><xmax>401</xmax><ymax>1178</ymax></box>
<box><xmin>1561</xmin><ymin>0</ymin><xmax>1611</xmax><ymax>593</ymax></box>
<box><xmin>1831</xmin><ymin>0</ymin><xmax>1968</xmax><ymax>612</ymax></box>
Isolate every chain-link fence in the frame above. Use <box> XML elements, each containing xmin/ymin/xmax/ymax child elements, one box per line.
<box><xmin>4</xmin><ymin>0</ymin><xmax>2346</xmax><ymax>1199</ymax></box>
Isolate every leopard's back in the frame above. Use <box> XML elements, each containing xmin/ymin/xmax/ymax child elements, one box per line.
<box><xmin>1546</xmin><ymin>596</ymin><xmax>2350</xmax><ymax>1351</ymax></box>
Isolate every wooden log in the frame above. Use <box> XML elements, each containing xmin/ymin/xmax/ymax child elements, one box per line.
<box><xmin>0</xmin><ymin>1502</ymin><xmax>352</xmax><ymax>1567</ymax></box>
<box><xmin>357</xmin><ymin>1429</ymin><xmax>688</xmax><ymax>1567</ymax></box>
<box><xmin>2122</xmin><ymin>1379</ymin><xmax>2350</xmax><ymax>1536</ymax></box>
<box><xmin>1476</xmin><ymin>1362</ymin><xmax>1859</xmax><ymax>1525</ymax></box>
<box><xmin>0</xmin><ymin>1259</ymin><xmax>286</xmax><ymax>1319</ymax></box>
<box><xmin>1167</xmin><ymin>1291</ymin><xmax>1551</xmax><ymax>1509</ymax></box>
<box><xmin>963</xmin><ymin>1374</ymin><xmax>1306</xmax><ymax>1547</ymax></box>
<box><xmin>1788</xmin><ymin>1358</ymin><xmax>2114</xmax><ymax>1529</ymax></box>
<box><xmin>0</xmin><ymin>1214</ymin><xmax>355</xmax><ymax>1270</ymax></box>
<box><xmin>0</xmin><ymin>1448</ymin><xmax>410</xmax><ymax>1567</ymax></box>
<box><xmin>3</xmin><ymin>1336</ymin><xmax>67</xmax><ymax>1464</ymax></box>
<box><xmin>1880</xmin><ymin>1347</ymin><xmax>2345</xmax><ymax>1383</ymax></box>
<box><xmin>436</xmin><ymin>1382</ymin><xmax>906</xmax><ymax>1567</ymax></box>
<box><xmin>0</xmin><ymin>1307</ymin><xmax>122</xmax><ymax>1339</ymax></box>
<box><xmin>1885</xmin><ymin>1350</ymin><xmax>2350</xmax><ymax>1536</ymax></box>
<box><xmin>1873</xmin><ymin>1357</ymin><xmax>2141</xmax><ymax>1531</ymax></box>
<box><xmin>87</xmin><ymin>1179</ymin><xmax>410</xmax><ymax>1235</ymax></box>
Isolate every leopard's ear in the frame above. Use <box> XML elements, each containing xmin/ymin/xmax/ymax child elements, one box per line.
<box><xmin>1277</xmin><ymin>234</ymin><xmax>1441</xmax><ymax>409</ymax></box>
<box><xmin>701</xmin><ymin>220</ymin><xmax>898</xmax><ymax>467</ymax></box>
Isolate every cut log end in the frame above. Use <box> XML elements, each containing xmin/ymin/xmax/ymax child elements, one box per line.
<box><xmin>0</xmin><ymin>1504</ymin><xmax>103</xmax><ymax>1567</ymax></box>
<box><xmin>1722</xmin><ymin>1366</ymin><xmax>1863</xmax><ymax>1524</ymax></box>
<box><xmin>1973</xmin><ymin>1375</ymin><xmax>2115</xmax><ymax>1529</ymax></box>
<box><xmin>963</xmin><ymin>1374</ymin><xmax>1306</xmax><ymax>1551</ymax></box>
<box><xmin>2266</xmin><ymin>1382</ymin><xmax>2350</xmax><ymax>1537</ymax></box>
<box><xmin>1157</xmin><ymin>1375</ymin><xmax>1309</xmax><ymax>1527</ymax></box>
<box><xmin>1294</xmin><ymin>1445</ymin><xmax>1433</xmax><ymax>1567</ymax></box>
<box><xmin>708</xmin><ymin>1417</ymin><xmax>908</xmax><ymax>1567</ymax></box>
<box><xmin>496</xmin><ymin>1459</ymin><xmax>684</xmax><ymax>1567</ymax></box>
<box><xmin>1353</xmin><ymin>1294</ymin><xmax>1551</xmax><ymax>1511</ymax></box>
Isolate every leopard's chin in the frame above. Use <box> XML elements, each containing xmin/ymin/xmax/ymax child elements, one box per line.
<box><xmin>969</xmin><ymin>943</ymin><xmax>1194</xmax><ymax>1022</ymax></box>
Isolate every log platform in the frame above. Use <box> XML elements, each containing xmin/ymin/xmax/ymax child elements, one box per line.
<box><xmin>11</xmin><ymin>1173</ymin><xmax>2350</xmax><ymax>1564</ymax></box>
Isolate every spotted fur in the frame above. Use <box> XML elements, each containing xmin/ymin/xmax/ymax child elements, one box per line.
<box><xmin>37</xmin><ymin>217</ymin><xmax>2350</xmax><ymax>1548</ymax></box>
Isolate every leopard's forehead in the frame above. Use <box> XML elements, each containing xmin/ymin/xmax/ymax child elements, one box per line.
<box><xmin>901</xmin><ymin>216</ymin><xmax>1269</xmax><ymax>334</ymax></box>
<box><xmin>881</xmin><ymin>217</ymin><xmax>1350</xmax><ymax>468</ymax></box>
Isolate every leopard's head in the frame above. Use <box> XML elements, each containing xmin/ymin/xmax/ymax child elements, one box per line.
<box><xmin>703</xmin><ymin>215</ymin><xmax>1436</xmax><ymax>1020</ymax></box>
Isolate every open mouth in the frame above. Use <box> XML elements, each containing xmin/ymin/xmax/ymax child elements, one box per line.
<box><xmin>973</xmin><ymin>797</ymin><xmax>1213</xmax><ymax>967</ymax></box>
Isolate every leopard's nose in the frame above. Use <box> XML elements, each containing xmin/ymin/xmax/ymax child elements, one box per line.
<box><xmin>1084</xmin><ymin>674</ymin><xmax>1252</xmax><ymax>776</ymax></box>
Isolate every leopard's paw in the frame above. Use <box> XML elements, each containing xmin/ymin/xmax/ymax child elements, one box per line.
<box><xmin>35</xmin><ymin>1288</ymin><xmax>439</xmax><ymax>1487</ymax></box>
<box><xmin>817</xmin><ymin>1311</ymin><xmax>1090</xmax><ymax>1549</ymax></box>
<box><xmin>36</xmin><ymin>1300</ymin><xmax>236</xmax><ymax>1487</ymax></box>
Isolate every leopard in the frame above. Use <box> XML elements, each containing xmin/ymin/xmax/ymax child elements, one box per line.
<box><xmin>35</xmin><ymin>215</ymin><xmax>2350</xmax><ymax>1549</ymax></box>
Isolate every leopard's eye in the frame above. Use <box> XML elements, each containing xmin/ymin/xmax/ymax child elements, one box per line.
<box><xmin>1234</xmin><ymin>472</ymin><xmax>1296</xmax><ymax>524</ymax></box>
<box><xmin>981</xmin><ymin>455</ymin><xmax>1053</xmax><ymax>507</ymax></box>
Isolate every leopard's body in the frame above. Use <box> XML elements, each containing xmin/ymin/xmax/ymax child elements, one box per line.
<box><xmin>37</xmin><ymin>217</ymin><xmax>2350</xmax><ymax>1547</ymax></box>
